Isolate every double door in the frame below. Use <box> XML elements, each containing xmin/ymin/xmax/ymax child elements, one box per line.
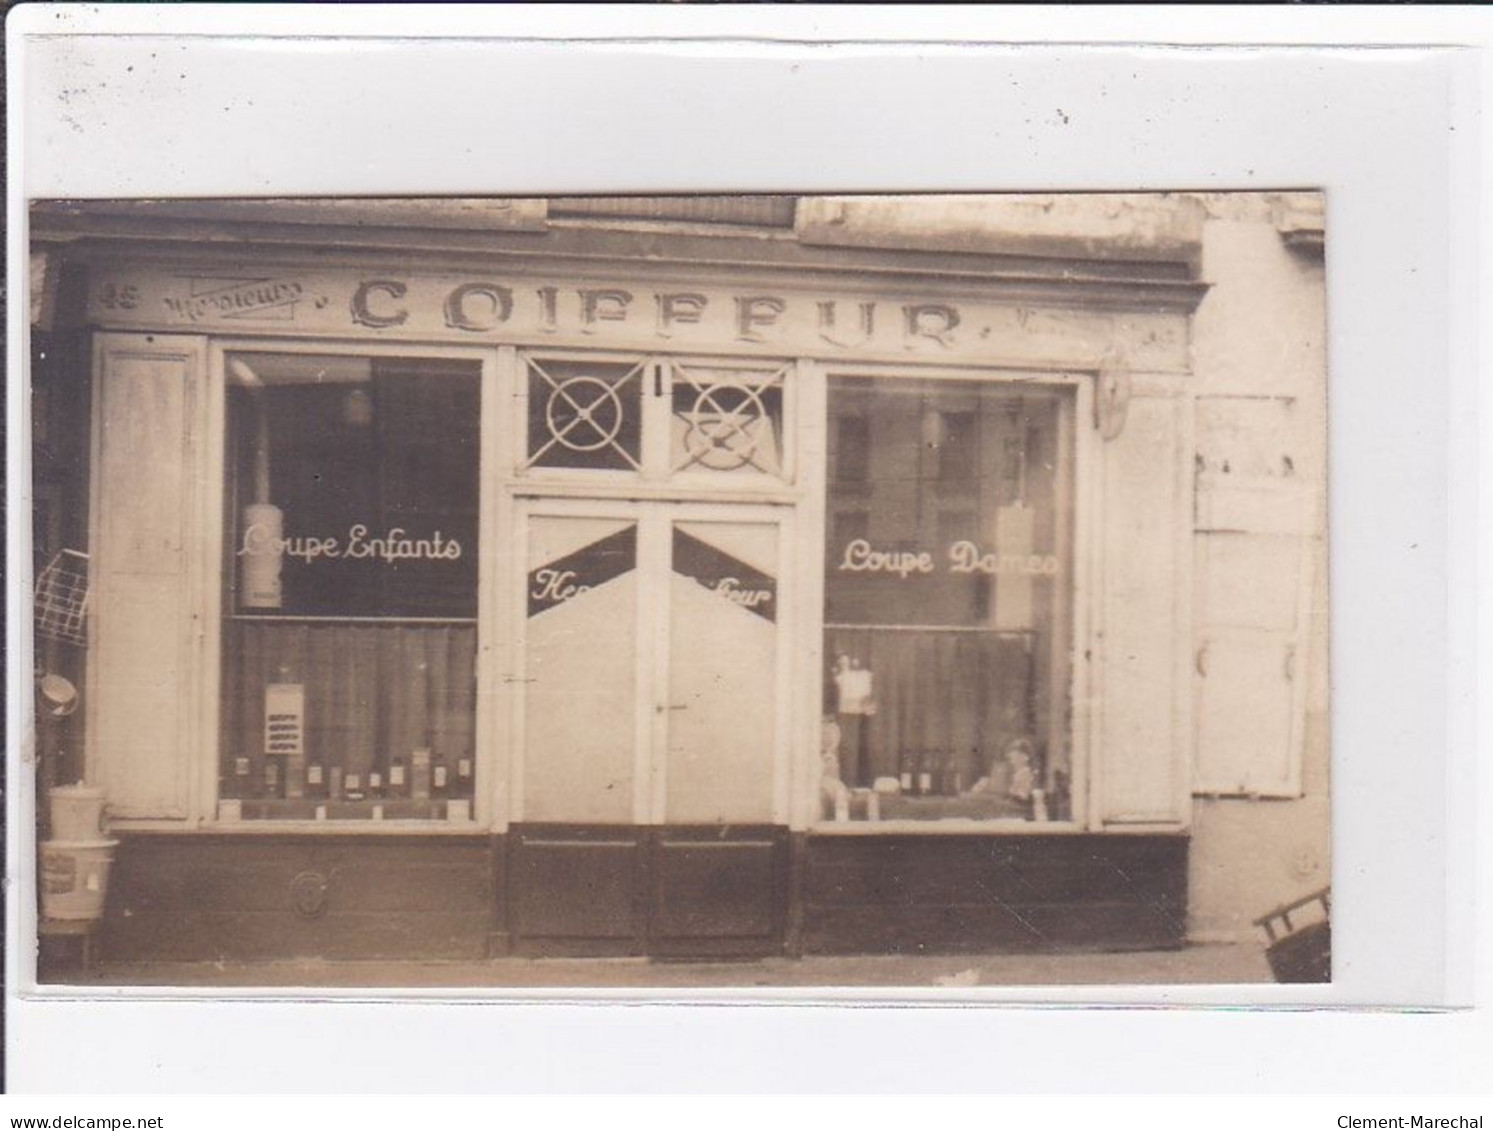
<box><xmin>508</xmin><ymin>499</ymin><xmax>792</xmax><ymax>954</ymax></box>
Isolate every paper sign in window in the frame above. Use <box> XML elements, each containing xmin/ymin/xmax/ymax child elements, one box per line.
<box><xmin>264</xmin><ymin>683</ymin><xmax>306</xmax><ymax>756</ymax></box>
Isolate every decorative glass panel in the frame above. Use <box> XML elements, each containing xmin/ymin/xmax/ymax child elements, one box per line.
<box><xmin>526</xmin><ymin>357</ymin><xmax>644</xmax><ymax>472</ymax></box>
<box><xmin>669</xmin><ymin>362</ymin><xmax>787</xmax><ymax>481</ymax></box>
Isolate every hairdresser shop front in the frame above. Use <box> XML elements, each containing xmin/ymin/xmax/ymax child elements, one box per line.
<box><xmin>33</xmin><ymin>198</ymin><xmax>1206</xmax><ymax>960</ymax></box>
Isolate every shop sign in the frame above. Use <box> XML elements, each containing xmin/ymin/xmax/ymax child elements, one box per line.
<box><xmin>672</xmin><ymin>528</ymin><xmax>776</xmax><ymax>621</ymax></box>
<box><xmin>84</xmin><ymin>267</ymin><xmax>1190</xmax><ymax>370</ymax></box>
<box><xmin>264</xmin><ymin>683</ymin><xmax>305</xmax><ymax>757</ymax></box>
<box><xmin>836</xmin><ymin>538</ymin><xmax>1060</xmax><ymax>578</ymax></box>
<box><xmin>528</xmin><ymin>525</ymin><xmax>637</xmax><ymax>617</ymax></box>
<box><xmin>239</xmin><ymin>521</ymin><xmax>464</xmax><ymax>564</ymax></box>
<box><xmin>236</xmin><ymin>510</ymin><xmax>476</xmax><ymax>618</ymax></box>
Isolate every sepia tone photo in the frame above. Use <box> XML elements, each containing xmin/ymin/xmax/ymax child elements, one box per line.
<box><xmin>26</xmin><ymin>192</ymin><xmax>1330</xmax><ymax>990</ymax></box>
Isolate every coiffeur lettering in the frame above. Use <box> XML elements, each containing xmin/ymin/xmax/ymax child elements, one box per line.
<box><xmin>350</xmin><ymin>278</ymin><xmax>962</xmax><ymax>347</ymax></box>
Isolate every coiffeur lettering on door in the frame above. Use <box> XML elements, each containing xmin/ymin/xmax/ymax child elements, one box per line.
<box><xmin>83</xmin><ymin>267</ymin><xmax>1191</xmax><ymax>370</ymax></box>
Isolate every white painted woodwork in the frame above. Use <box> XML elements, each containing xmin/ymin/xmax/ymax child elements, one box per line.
<box><xmin>1193</xmin><ymin>485</ymin><xmax>1316</xmax><ymax>799</ymax></box>
<box><xmin>511</xmin><ymin>501</ymin><xmax>788</xmax><ymax>827</ymax></box>
<box><xmin>665</xmin><ymin>519</ymin><xmax>780</xmax><ymax>824</ymax></box>
<box><xmin>86</xmin><ymin>334</ymin><xmax>208</xmax><ymax>819</ymax></box>
<box><xmin>520</xmin><ymin>514</ymin><xmax>639</xmax><ymax>823</ymax></box>
<box><xmin>1095</xmin><ymin>394</ymin><xmax>1190</xmax><ymax>826</ymax></box>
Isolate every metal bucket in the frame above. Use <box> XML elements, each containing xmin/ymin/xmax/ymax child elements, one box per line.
<box><xmin>40</xmin><ymin>839</ymin><xmax>120</xmax><ymax>921</ymax></box>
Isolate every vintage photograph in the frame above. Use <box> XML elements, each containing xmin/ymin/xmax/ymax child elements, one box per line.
<box><xmin>25</xmin><ymin>191</ymin><xmax>1329</xmax><ymax>989</ymax></box>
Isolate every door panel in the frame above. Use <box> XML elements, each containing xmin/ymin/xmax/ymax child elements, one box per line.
<box><xmin>650</xmin><ymin>828</ymin><xmax>788</xmax><ymax>957</ymax></box>
<box><xmin>665</xmin><ymin>519</ymin><xmax>781</xmax><ymax>824</ymax></box>
<box><xmin>521</xmin><ymin>514</ymin><xmax>640</xmax><ymax>822</ymax></box>
<box><xmin>510</xmin><ymin>503</ymin><xmax>789</xmax><ymax>955</ymax></box>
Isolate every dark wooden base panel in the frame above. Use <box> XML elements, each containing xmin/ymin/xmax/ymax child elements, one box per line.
<box><xmin>800</xmin><ymin>834</ymin><xmax>1189</xmax><ymax>954</ymax></box>
<box><xmin>67</xmin><ymin>829</ymin><xmax>1187</xmax><ymax>971</ymax></box>
<box><xmin>506</xmin><ymin>825</ymin><xmax>789</xmax><ymax>959</ymax></box>
<box><xmin>94</xmin><ymin>834</ymin><xmax>502</xmax><ymax>963</ymax></box>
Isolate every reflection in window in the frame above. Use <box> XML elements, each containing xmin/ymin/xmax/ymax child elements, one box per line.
<box><xmin>669</xmin><ymin>362</ymin><xmax>787</xmax><ymax>480</ymax></box>
<box><xmin>220</xmin><ymin>353</ymin><xmax>480</xmax><ymax>821</ymax></box>
<box><xmin>821</xmin><ymin>377</ymin><xmax>1075</xmax><ymax>824</ymax></box>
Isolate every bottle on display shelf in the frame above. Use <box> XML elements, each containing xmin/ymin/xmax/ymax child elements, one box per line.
<box><xmin>1051</xmin><ymin>767</ymin><xmax>1072</xmax><ymax>821</ymax></box>
<box><xmin>329</xmin><ymin>765</ymin><xmax>344</xmax><ymax>801</ymax></box>
<box><xmin>898</xmin><ymin>748</ymin><xmax>913</xmax><ymax>795</ymax></box>
<box><xmin>306</xmin><ymin>761</ymin><xmax>325</xmax><ymax>797</ymax></box>
<box><xmin>389</xmin><ymin>757</ymin><xmax>407</xmax><ymax>798</ymax></box>
<box><xmin>285</xmin><ymin>754</ymin><xmax>305</xmax><ymax>800</ymax></box>
<box><xmin>344</xmin><ymin>771</ymin><xmax>363</xmax><ymax>801</ymax></box>
<box><xmin>916</xmin><ymin>750</ymin><xmax>932</xmax><ymax>798</ymax></box>
<box><xmin>432</xmin><ymin>757</ymin><xmax>449</xmax><ymax>798</ymax></box>
<box><xmin>264</xmin><ymin>758</ymin><xmax>281</xmax><ymax>799</ymax></box>
<box><xmin>457</xmin><ymin>753</ymin><xmax>473</xmax><ymax>795</ymax></box>
<box><xmin>368</xmin><ymin>768</ymin><xmax>384</xmax><ymax>799</ymax></box>
<box><xmin>411</xmin><ymin>748</ymin><xmax>431</xmax><ymax>801</ymax></box>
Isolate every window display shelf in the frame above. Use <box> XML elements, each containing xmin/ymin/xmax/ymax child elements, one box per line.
<box><xmin>808</xmin><ymin>818</ymin><xmax>1085</xmax><ymax>836</ymax></box>
<box><xmin>233</xmin><ymin>799</ymin><xmax>461</xmax><ymax>822</ymax></box>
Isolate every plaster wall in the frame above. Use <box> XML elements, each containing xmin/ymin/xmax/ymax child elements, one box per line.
<box><xmin>1184</xmin><ymin>195</ymin><xmax>1330</xmax><ymax>941</ymax></box>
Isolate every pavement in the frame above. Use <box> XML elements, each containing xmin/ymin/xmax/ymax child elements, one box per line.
<box><xmin>41</xmin><ymin>941</ymin><xmax>1277</xmax><ymax>992</ymax></box>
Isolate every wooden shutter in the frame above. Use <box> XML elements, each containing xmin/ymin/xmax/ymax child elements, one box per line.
<box><xmin>1094</xmin><ymin>392</ymin><xmax>1191</xmax><ymax>826</ymax></box>
<box><xmin>85</xmin><ymin>334</ymin><xmax>209</xmax><ymax>819</ymax></box>
<box><xmin>1193</xmin><ymin>472</ymin><xmax>1318</xmax><ymax>799</ymax></box>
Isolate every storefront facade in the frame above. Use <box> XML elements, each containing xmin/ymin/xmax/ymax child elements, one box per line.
<box><xmin>29</xmin><ymin>195</ymin><xmax>1326</xmax><ymax>963</ymax></box>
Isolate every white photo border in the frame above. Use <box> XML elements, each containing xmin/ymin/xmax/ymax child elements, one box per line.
<box><xmin>5</xmin><ymin>5</ymin><xmax>1486</xmax><ymax>1093</ymax></box>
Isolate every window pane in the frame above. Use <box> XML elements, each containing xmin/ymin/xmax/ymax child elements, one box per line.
<box><xmin>526</xmin><ymin>357</ymin><xmax>643</xmax><ymax>472</ymax></box>
<box><xmin>220</xmin><ymin>622</ymin><xmax>477</xmax><ymax>816</ymax></box>
<box><xmin>821</xmin><ymin>377</ymin><xmax>1074</xmax><ymax>824</ymax></box>
<box><xmin>669</xmin><ymin>363</ymin><xmax>786</xmax><ymax>480</ymax></box>
<box><xmin>221</xmin><ymin>353</ymin><xmax>480</xmax><ymax>821</ymax></box>
<box><xmin>227</xmin><ymin>354</ymin><xmax>479</xmax><ymax>619</ymax></box>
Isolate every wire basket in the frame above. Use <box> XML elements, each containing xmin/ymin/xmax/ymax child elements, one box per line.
<box><xmin>35</xmin><ymin>549</ymin><xmax>91</xmax><ymax>646</ymax></box>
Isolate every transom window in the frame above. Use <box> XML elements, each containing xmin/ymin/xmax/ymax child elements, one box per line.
<box><xmin>520</xmin><ymin>353</ymin><xmax>792</xmax><ymax>486</ymax></box>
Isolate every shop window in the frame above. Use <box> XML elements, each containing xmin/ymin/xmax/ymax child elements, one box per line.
<box><xmin>219</xmin><ymin>352</ymin><xmax>480</xmax><ymax>821</ymax></box>
<box><xmin>822</xmin><ymin>376</ymin><xmax>1075</xmax><ymax>824</ymax></box>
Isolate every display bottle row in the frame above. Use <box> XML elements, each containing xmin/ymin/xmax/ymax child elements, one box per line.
<box><xmin>896</xmin><ymin>749</ymin><xmax>969</xmax><ymax>797</ymax></box>
<box><xmin>227</xmin><ymin>748</ymin><xmax>475</xmax><ymax>801</ymax></box>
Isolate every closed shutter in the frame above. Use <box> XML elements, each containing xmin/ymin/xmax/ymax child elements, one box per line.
<box><xmin>1095</xmin><ymin>393</ymin><xmax>1191</xmax><ymax>826</ymax></box>
<box><xmin>1192</xmin><ymin>397</ymin><xmax>1319</xmax><ymax>797</ymax></box>
<box><xmin>85</xmin><ymin>334</ymin><xmax>209</xmax><ymax>819</ymax></box>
